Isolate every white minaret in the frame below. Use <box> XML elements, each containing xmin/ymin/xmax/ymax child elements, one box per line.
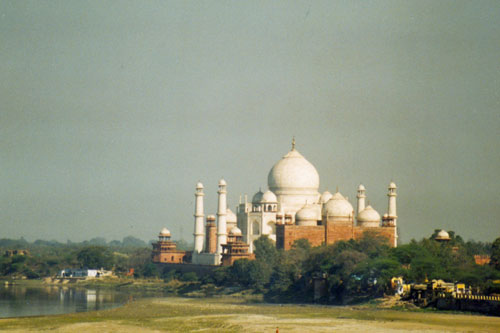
<box><xmin>216</xmin><ymin>178</ymin><xmax>227</xmax><ymax>255</ymax></box>
<box><xmin>193</xmin><ymin>182</ymin><xmax>205</xmax><ymax>253</ymax></box>
<box><xmin>357</xmin><ymin>184</ymin><xmax>366</xmax><ymax>214</ymax></box>
<box><xmin>387</xmin><ymin>181</ymin><xmax>397</xmax><ymax>221</ymax></box>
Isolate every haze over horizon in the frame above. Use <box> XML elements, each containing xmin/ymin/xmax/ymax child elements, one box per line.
<box><xmin>2</xmin><ymin>1</ymin><xmax>499</xmax><ymax>244</ymax></box>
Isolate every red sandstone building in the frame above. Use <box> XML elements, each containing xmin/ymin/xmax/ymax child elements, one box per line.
<box><xmin>221</xmin><ymin>227</ymin><xmax>255</xmax><ymax>266</ymax></box>
<box><xmin>151</xmin><ymin>228</ymin><xmax>189</xmax><ymax>264</ymax></box>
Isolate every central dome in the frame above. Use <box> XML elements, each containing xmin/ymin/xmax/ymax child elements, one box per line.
<box><xmin>268</xmin><ymin>148</ymin><xmax>320</xmax><ymax>194</ymax></box>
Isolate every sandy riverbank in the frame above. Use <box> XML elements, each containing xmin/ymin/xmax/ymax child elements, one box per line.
<box><xmin>0</xmin><ymin>296</ymin><xmax>499</xmax><ymax>332</ymax></box>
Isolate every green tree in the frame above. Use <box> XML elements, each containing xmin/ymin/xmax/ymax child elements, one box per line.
<box><xmin>490</xmin><ymin>237</ymin><xmax>500</xmax><ymax>270</ymax></box>
<box><xmin>230</xmin><ymin>259</ymin><xmax>271</xmax><ymax>291</ymax></box>
<box><xmin>76</xmin><ymin>246</ymin><xmax>114</xmax><ymax>269</ymax></box>
<box><xmin>253</xmin><ymin>235</ymin><xmax>278</xmax><ymax>264</ymax></box>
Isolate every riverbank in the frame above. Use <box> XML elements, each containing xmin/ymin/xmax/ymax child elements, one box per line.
<box><xmin>0</xmin><ymin>296</ymin><xmax>499</xmax><ymax>332</ymax></box>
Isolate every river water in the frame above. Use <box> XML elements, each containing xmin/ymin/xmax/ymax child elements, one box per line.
<box><xmin>0</xmin><ymin>284</ymin><xmax>137</xmax><ymax>318</ymax></box>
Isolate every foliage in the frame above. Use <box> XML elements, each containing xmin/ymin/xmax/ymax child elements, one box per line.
<box><xmin>76</xmin><ymin>246</ymin><xmax>114</xmax><ymax>269</ymax></box>
<box><xmin>0</xmin><ymin>236</ymin><xmax>154</xmax><ymax>278</ymax></box>
<box><xmin>490</xmin><ymin>237</ymin><xmax>500</xmax><ymax>270</ymax></box>
<box><xmin>206</xmin><ymin>232</ymin><xmax>500</xmax><ymax>304</ymax></box>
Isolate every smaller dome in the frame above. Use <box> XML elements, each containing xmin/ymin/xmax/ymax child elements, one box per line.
<box><xmin>206</xmin><ymin>214</ymin><xmax>216</xmax><ymax>221</ymax></box>
<box><xmin>389</xmin><ymin>181</ymin><xmax>397</xmax><ymax>189</ymax></box>
<box><xmin>323</xmin><ymin>192</ymin><xmax>354</xmax><ymax>218</ymax></box>
<box><xmin>296</xmin><ymin>205</ymin><xmax>318</xmax><ymax>222</ymax></box>
<box><xmin>196</xmin><ymin>182</ymin><xmax>204</xmax><ymax>189</ymax></box>
<box><xmin>252</xmin><ymin>190</ymin><xmax>264</xmax><ymax>203</ymax></box>
<box><xmin>296</xmin><ymin>203</ymin><xmax>319</xmax><ymax>226</ymax></box>
<box><xmin>435</xmin><ymin>230</ymin><xmax>450</xmax><ymax>241</ymax></box>
<box><xmin>358</xmin><ymin>184</ymin><xmax>365</xmax><ymax>191</ymax></box>
<box><xmin>261</xmin><ymin>190</ymin><xmax>277</xmax><ymax>203</ymax></box>
<box><xmin>229</xmin><ymin>226</ymin><xmax>242</xmax><ymax>236</ymax></box>
<box><xmin>358</xmin><ymin>205</ymin><xmax>381</xmax><ymax>223</ymax></box>
<box><xmin>219</xmin><ymin>179</ymin><xmax>227</xmax><ymax>186</ymax></box>
<box><xmin>226</xmin><ymin>208</ymin><xmax>237</xmax><ymax>223</ymax></box>
<box><xmin>320</xmin><ymin>191</ymin><xmax>333</xmax><ymax>203</ymax></box>
<box><xmin>159</xmin><ymin>227</ymin><xmax>171</xmax><ymax>236</ymax></box>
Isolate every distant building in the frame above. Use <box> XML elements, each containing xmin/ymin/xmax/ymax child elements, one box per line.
<box><xmin>59</xmin><ymin>268</ymin><xmax>112</xmax><ymax>278</ymax></box>
<box><xmin>474</xmin><ymin>255</ymin><xmax>491</xmax><ymax>266</ymax></box>
<box><xmin>151</xmin><ymin>228</ymin><xmax>190</xmax><ymax>264</ymax></box>
<box><xmin>221</xmin><ymin>227</ymin><xmax>255</xmax><ymax>266</ymax></box>
<box><xmin>158</xmin><ymin>140</ymin><xmax>398</xmax><ymax>266</ymax></box>
<box><xmin>4</xmin><ymin>249</ymin><xmax>29</xmax><ymax>257</ymax></box>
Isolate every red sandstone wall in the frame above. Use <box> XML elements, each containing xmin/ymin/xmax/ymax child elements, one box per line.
<box><xmin>277</xmin><ymin>224</ymin><xmax>396</xmax><ymax>250</ymax></box>
<box><xmin>277</xmin><ymin>225</ymin><xmax>325</xmax><ymax>250</ymax></box>
<box><xmin>153</xmin><ymin>251</ymin><xmax>186</xmax><ymax>264</ymax></box>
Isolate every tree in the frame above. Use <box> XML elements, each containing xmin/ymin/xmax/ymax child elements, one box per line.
<box><xmin>122</xmin><ymin>236</ymin><xmax>147</xmax><ymax>248</ymax></box>
<box><xmin>230</xmin><ymin>259</ymin><xmax>271</xmax><ymax>290</ymax></box>
<box><xmin>253</xmin><ymin>235</ymin><xmax>278</xmax><ymax>264</ymax></box>
<box><xmin>76</xmin><ymin>246</ymin><xmax>114</xmax><ymax>269</ymax></box>
<box><xmin>490</xmin><ymin>237</ymin><xmax>500</xmax><ymax>270</ymax></box>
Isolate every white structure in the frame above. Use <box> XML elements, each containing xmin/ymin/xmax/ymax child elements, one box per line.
<box><xmin>191</xmin><ymin>140</ymin><xmax>398</xmax><ymax>257</ymax></box>
<box><xmin>356</xmin><ymin>184</ymin><xmax>366</xmax><ymax>214</ymax></box>
<box><xmin>216</xmin><ymin>179</ymin><xmax>228</xmax><ymax>254</ymax></box>
<box><xmin>193</xmin><ymin>182</ymin><xmax>205</xmax><ymax>253</ymax></box>
<box><xmin>388</xmin><ymin>181</ymin><xmax>397</xmax><ymax>222</ymax></box>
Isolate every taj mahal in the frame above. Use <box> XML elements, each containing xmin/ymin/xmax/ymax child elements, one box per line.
<box><xmin>153</xmin><ymin>140</ymin><xmax>398</xmax><ymax>266</ymax></box>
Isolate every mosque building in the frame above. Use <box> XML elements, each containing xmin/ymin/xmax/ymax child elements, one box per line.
<box><xmin>154</xmin><ymin>140</ymin><xmax>398</xmax><ymax>266</ymax></box>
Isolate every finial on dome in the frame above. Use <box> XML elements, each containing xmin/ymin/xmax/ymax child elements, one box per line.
<box><xmin>336</xmin><ymin>185</ymin><xmax>339</xmax><ymax>193</ymax></box>
<box><xmin>292</xmin><ymin>136</ymin><xmax>296</xmax><ymax>150</ymax></box>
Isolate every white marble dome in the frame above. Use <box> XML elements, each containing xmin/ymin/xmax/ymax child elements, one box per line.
<box><xmin>159</xmin><ymin>227</ymin><xmax>171</xmax><ymax>236</ymax></box>
<box><xmin>436</xmin><ymin>229</ymin><xmax>450</xmax><ymax>240</ymax></box>
<box><xmin>323</xmin><ymin>192</ymin><xmax>354</xmax><ymax>218</ymax></box>
<box><xmin>358</xmin><ymin>205</ymin><xmax>381</xmax><ymax>222</ymax></box>
<box><xmin>357</xmin><ymin>205</ymin><xmax>381</xmax><ymax>227</ymax></box>
<box><xmin>296</xmin><ymin>204</ymin><xmax>319</xmax><ymax>225</ymax></box>
<box><xmin>262</xmin><ymin>190</ymin><xmax>277</xmax><ymax>203</ymax></box>
<box><xmin>268</xmin><ymin>149</ymin><xmax>320</xmax><ymax>195</ymax></box>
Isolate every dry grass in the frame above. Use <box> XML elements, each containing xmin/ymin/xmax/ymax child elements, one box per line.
<box><xmin>0</xmin><ymin>296</ymin><xmax>499</xmax><ymax>332</ymax></box>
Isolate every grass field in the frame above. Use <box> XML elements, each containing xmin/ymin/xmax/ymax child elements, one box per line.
<box><xmin>0</xmin><ymin>296</ymin><xmax>499</xmax><ymax>332</ymax></box>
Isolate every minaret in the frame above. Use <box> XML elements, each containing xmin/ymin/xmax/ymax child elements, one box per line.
<box><xmin>216</xmin><ymin>178</ymin><xmax>228</xmax><ymax>255</ymax></box>
<box><xmin>357</xmin><ymin>184</ymin><xmax>366</xmax><ymax>214</ymax></box>
<box><xmin>387</xmin><ymin>181</ymin><xmax>397</xmax><ymax>222</ymax></box>
<box><xmin>385</xmin><ymin>181</ymin><xmax>398</xmax><ymax>247</ymax></box>
<box><xmin>193</xmin><ymin>182</ymin><xmax>205</xmax><ymax>253</ymax></box>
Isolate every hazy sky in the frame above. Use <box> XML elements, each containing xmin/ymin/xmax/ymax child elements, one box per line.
<box><xmin>1</xmin><ymin>1</ymin><xmax>499</xmax><ymax>244</ymax></box>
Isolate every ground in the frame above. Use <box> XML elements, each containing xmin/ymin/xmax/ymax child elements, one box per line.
<box><xmin>0</xmin><ymin>296</ymin><xmax>499</xmax><ymax>332</ymax></box>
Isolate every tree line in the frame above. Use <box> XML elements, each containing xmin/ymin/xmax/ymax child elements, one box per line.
<box><xmin>193</xmin><ymin>232</ymin><xmax>500</xmax><ymax>304</ymax></box>
<box><xmin>1</xmin><ymin>232</ymin><xmax>499</xmax><ymax>305</ymax></box>
<box><xmin>0</xmin><ymin>236</ymin><xmax>183</xmax><ymax>279</ymax></box>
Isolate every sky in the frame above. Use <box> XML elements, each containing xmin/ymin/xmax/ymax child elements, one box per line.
<box><xmin>1</xmin><ymin>1</ymin><xmax>499</xmax><ymax>244</ymax></box>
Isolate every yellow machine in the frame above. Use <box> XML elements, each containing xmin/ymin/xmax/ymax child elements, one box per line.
<box><xmin>390</xmin><ymin>277</ymin><xmax>410</xmax><ymax>296</ymax></box>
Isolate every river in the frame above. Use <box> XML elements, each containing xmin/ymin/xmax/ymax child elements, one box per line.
<box><xmin>0</xmin><ymin>283</ymin><xmax>140</xmax><ymax>318</ymax></box>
